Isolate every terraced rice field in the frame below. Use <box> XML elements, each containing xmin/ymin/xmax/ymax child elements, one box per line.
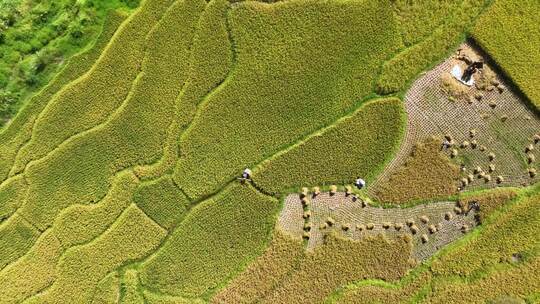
<box><xmin>0</xmin><ymin>0</ymin><xmax>538</xmax><ymax>303</ymax></box>
<box><xmin>279</xmin><ymin>191</ymin><xmax>477</xmax><ymax>261</ymax></box>
<box><xmin>369</xmin><ymin>42</ymin><xmax>540</xmax><ymax>201</ymax></box>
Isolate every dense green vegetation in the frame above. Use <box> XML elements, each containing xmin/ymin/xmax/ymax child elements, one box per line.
<box><xmin>0</xmin><ymin>0</ymin><xmax>139</xmax><ymax>125</ymax></box>
<box><xmin>0</xmin><ymin>10</ymin><xmax>127</xmax><ymax>181</ymax></box>
<box><xmin>0</xmin><ymin>0</ymin><xmax>538</xmax><ymax>302</ymax></box>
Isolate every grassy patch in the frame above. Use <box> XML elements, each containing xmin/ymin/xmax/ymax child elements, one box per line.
<box><xmin>252</xmin><ymin>97</ymin><xmax>405</xmax><ymax>195</ymax></box>
<box><xmin>0</xmin><ymin>230</ymin><xmax>63</xmax><ymax>304</ymax></box>
<box><xmin>0</xmin><ymin>0</ymin><xmax>139</xmax><ymax>125</ymax></box>
<box><xmin>0</xmin><ymin>171</ymin><xmax>138</xmax><ymax>303</ymax></box>
<box><xmin>457</xmin><ymin>187</ymin><xmax>519</xmax><ymax>223</ymax></box>
<box><xmin>92</xmin><ymin>272</ymin><xmax>121</xmax><ymax>304</ymax></box>
<box><xmin>431</xmin><ymin>187</ymin><xmax>540</xmax><ymax>277</ymax></box>
<box><xmin>10</xmin><ymin>0</ymin><xmax>178</xmax><ymax>175</ymax></box>
<box><xmin>139</xmin><ymin>184</ymin><xmax>280</xmax><ymax>298</ymax></box>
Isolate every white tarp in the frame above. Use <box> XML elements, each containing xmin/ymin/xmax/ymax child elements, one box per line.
<box><xmin>451</xmin><ymin>65</ymin><xmax>474</xmax><ymax>86</ymax></box>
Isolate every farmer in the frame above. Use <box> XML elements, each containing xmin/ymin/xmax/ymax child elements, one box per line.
<box><xmin>242</xmin><ymin>168</ymin><xmax>252</xmax><ymax>180</ymax></box>
<box><xmin>461</xmin><ymin>61</ymin><xmax>483</xmax><ymax>83</ymax></box>
<box><xmin>354</xmin><ymin>178</ymin><xmax>365</xmax><ymax>190</ymax></box>
<box><xmin>238</xmin><ymin>168</ymin><xmax>252</xmax><ymax>184</ymax></box>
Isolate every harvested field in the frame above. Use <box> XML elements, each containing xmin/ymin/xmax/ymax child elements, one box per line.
<box><xmin>279</xmin><ymin>191</ymin><xmax>477</xmax><ymax>262</ymax></box>
<box><xmin>370</xmin><ymin>42</ymin><xmax>540</xmax><ymax>203</ymax></box>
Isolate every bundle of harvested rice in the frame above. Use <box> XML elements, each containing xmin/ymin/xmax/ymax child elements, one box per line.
<box><xmin>313</xmin><ymin>187</ymin><xmax>321</xmax><ymax>197</ymax></box>
<box><xmin>366</xmin><ymin>223</ymin><xmax>374</xmax><ymax>230</ymax></box>
<box><xmin>527</xmin><ymin>153</ymin><xmax>535</xmax><ymax>164</ymax></box>
<box><xmin>469</xmin><ymin>129</ymin><xmax>476</xmax><ymax>137</ymax></box>
<box><xmin>382</xmin><ymin>222</ymin><xmax>391</xmax><ymax>229</ymax></box>
<box><xmin>525</xmin><ymin>144</ymin><xmax>534</xmax><ymax>153</ymax></box>
<box><xmin>461</xmin><ymin>141</ymin><xmax>470</xmax><ymax>148</ymax></box>
<box><xmin>304</xmin><ymin>222</ymin><xmax>312</xmax><ymax>231</ymax></box>
<box><xmin>421</xmin><ymin>234</ymin><xmax>429</xmax><ymax>243</ymax></box>
<box><xmin>410</xmin><ymin>225</ymin><xmax>418</xmax><ymax>234</ymax></box>
<box><xmin>419</xmin><ymin>215</ymin><xmax>429</xmax><ymax>224</ymax></box>
<box><xmin>529</xmin><ymin>168</ymin><xmax>537</xmax><ymax>178</ymax></box>
<box><xmin>444</xmin><ymin>212</ymin><xmax>453</xmax><ymax>220</ymax></box>
<box><xmin>320</xmin><ymin>223</ymin><xmax>328</xmax><ymax>230</ymax></box>
<box><xmin>394</xmin><ymin>223</ymin><xmax>403</xmax><ymax>231</ymax></box>
<box><xmin>475</xmin><ymin>93</ymin><xmax>483</xmax><ymax>101</ymax></box>
<box><xmin>467</xmin><ymin>174</ymin><xmax>475</xmax><ymax>183</ymax></box>
<box><xmin>534</xmin><ymin>134</ymin><xmax>540</xmax><ymax>144</ymax></box>
<box><xmin>303</xmin><ymin>232</ymin><xmax>310</xmax><ymax>239</ymax></box>
<box><xmin>454</xmin><ymin>206</ymin><xmax>462</xmax><ymax>214</ymax></box>
<box><xmin>496</xmin><ymin>176</ymin><xmax>504</xmax><ymax>184</ymax></box>
<box><xmin>326</xmin><ymin>217</ymin><xmax>335</xmax><ymax>226</ymax></box>
<box><xmin>479</xmin><ymin>145</ymin><xmax>487</xmax><ymax>152</ymax></box>
<box><xmin>484</xmin><ymin>174</ymin><xmax>491</xmax><ymax>182</ymax></box>
<box><xmin>406</xmin><ymin>219</ymin><xmax>415</xmax><ymax>227</ymax></box>
<box><xmin>488</xmin><ymin>152</ymin><xmax>496</xmax><ymax>161</ymax></box>
<box><xmin>345</xmin><ymin>185</ymin><xmax>352</xmax><ymax>196</ymax></box>
<box><xmin>471</xmin><ymin>140</ymin><xmax>478</xmax><ymax>149</ymax></box>
<box><xmin>356</xmin><ymin>224</ymin><xmax>365</xmax><ymax>231</ymax></box>
<box><xmin>329</xmin><ymin>185</ymin><xmax>337</xmax><ymax>196</ymax></box>
<box><xmin>301</xmin><ymin>197</ymin><xmax>310</xmax><ymax>207</ymax></box>
<box><xmin>451</xmin><ymin>149</ymin><xmax>458</xmax><ymax>158</ymax></box>
<box><xmin>474</xmin><ymin>166</ymin><xmax>483</xmax><ymax>174</ymax></box>
<box><xmin>461</xmin><ymin>224</ymin><xmax>469</xmax><ymax>233</ymax></box>
<box><xmin>488</xmin><ymin>164</ymin><xmax>495</xmax><ymax>172</ymax></box>
<box><xmin>428</xmin><ymin>225</ymin><xmax>437</xmax><ymax>234</ymax></box>
<box><xmin>341</xmin><ymin>223</ymin><xmax>351</xmax><ymax>231</ymax></box>
<box><xmin>303</xmin><ymin>211</ymin><xmax>311</xmax><ymax>219</ymax></box>
<box><xmin>301</xmin><ymin>187</ymin><xmax>309</xmax><ymax>198</ymax></box>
